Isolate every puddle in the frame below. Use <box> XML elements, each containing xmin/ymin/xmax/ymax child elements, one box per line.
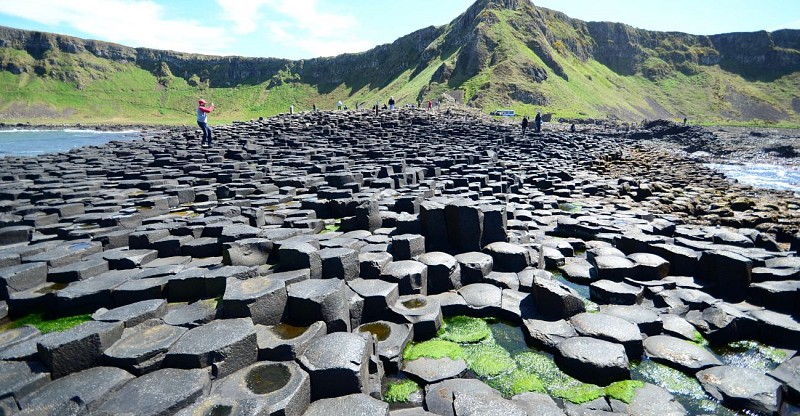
<box><xmin>402</xmin><ymin>298</ymin><xmax>427</xmax><ymax>309</ymax></box>
<box><xmin>270</xmin><ymin>323</ymin><xmax>308</xmax><ymax>340</ymax></box>
<box><xmin>68</xmin><ymin>242</ymin><xmax>92</xmax><ymax>251</ymax></box>
<box><xmin>246</xmin><ymin>363</ymin><xmax>290</xmax><ymax>395</ymax></box>
<box><xmin>34</xmin><ymin>283</ymin><xmax>68</xmax><ymax>294</ymax></box>
<box><xmin>359</xmin><ymin>322</ymin><xmax>391</xmax><ymax>342</ymax></box>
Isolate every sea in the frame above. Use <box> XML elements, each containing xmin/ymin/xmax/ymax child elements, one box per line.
<box><xmin>0</xmin><ymin>129</ymin><xmax>142</xmax><ymax>158</ymax></box>
<box><xmin>705</xmin><ymin>162</ymin><xmax>800</xmax><ymax>194</ymax></box>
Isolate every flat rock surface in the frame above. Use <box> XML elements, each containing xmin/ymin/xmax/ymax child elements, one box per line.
<box><xmin>643</xmin><ymin>335</ymin><xmax>722</xmax><ymax>373</ymax></box>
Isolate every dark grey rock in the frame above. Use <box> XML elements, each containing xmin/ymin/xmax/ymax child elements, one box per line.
<box><xmin>55</xmin><ymin>269</ymin><xmax>134</xmax><ymax>313</ymax></box>
<box><xmin>391</xmin><ymin>234</ymin><xmax>426</xmax><ymax>261</ymax></box>
<box><xmin>454</xmin><ymin>252</ymin><xmax>493</xmax><ymax>285</ymax></box>
<box><xmin>92</xmin><ymin>367</ymin><xmax>211</xmax><ymax>416</ymax></box>
<box><xmin>390</xmin><ymin>295</ymin><xmax>443</xmax><ymax>341</ymax></box>
<box><xmin>347</xmin><ymin>278</ymin><xmax>399</xmax><ymax>322</ymax></box>
<box><xmin>222</xmin><ymin>276</ymin><xmax>287</xmax><ymax>325</ymax></box>
<box><xmin>453</xmin><ymin>390</ymin><xmax>530</xmax><ymax>415</ymax></box>
<box><xmin>0</xmin><ymin>324</ymin><xmax>41</xmax><ymax>351</ymax></box>
<box><xmin>255</xmin><ymin>321</ymin><xmax>327</xmax><ymax>361</ymax></box>
<box><xmin>570</xmin><ymin>312</ymin><xmax>643</xmax><ymax>358</ymax></box>
<box><xmin>0</xmin><ymin>262</ymin><xmax>47</xmax><ymax>300</ymax></box>
<box><xmin>696</xmin><ymin>249</ymin><xmax>752</xmax><ymax>302</ymax></box>
<box><xmin>356</xmin><ymin>321</ymin><xmax>413</xmax><ymax>373</ymax></box>
<box><xmin>287</xmin><ymin>278</ymin><xmax>350</xmax><ymax>332</ymax></box>
<box><xmin>163</xmin><ymin>317</ymin><xmax>257</xmax><ymax>378</ymax></box>
<box><xmin>592</xmin><ymin>255</ymin><xmax>636</xmax><ymax>281</ymax></box>
<box><xmin>511</xmin><ymin>392</ymin><xmax>566</xmax><ymax>416</ymax></box>
<box><xmin>36</xmin><ymin>320</ymin><xmax>124</xmax><ymax>379</ymax></box>
<box><xmin>403</xmin><ymin>357</ymin><xmax>467</xmax><ymax>384</ymax></box>
<box><xmin>483</xmin><ymin>242</ymin><xmax>531</xmax><ymax>273</ymax></box>
<box><xmin>555</xmin><ymin>336</ymin><xmax>630</xmax><ymax>386</ymax></box>
<box><xmin>590</xmin><ymin>279</ymin><xmax>643</xmax><ymax>305</ymax></box>
<box><xmin>424</xmin><ymin>378</ymin><xmax>499</xmax><ymax>416</ymax></box>
<box><xmin>298</xmin><ymin>332</ymin><xmax>372</xmax><ymax>400</ymax></box>
<box><xmin>381</xmin><ymin>260</ymin><xmax>428</xmax><ymax>296</ymax></box>
<box><xmin>18</xmin><ymin>366</ymin><xmax>133</xmax><ymax>412</ymax></box>
<box><xmin>643</xmin><ymin>335</ymin><xmax>722</xmax><ymax>373</ymax></box>
<box><xmin>92</xmin><ymin>299</ymin><xmax>167</xmax><ymax>327</ymax></box>
<box><xmin>598</xmin><ymin>305</ymin><xmax>663</xmax><ymax>336</ymax></box>
<box><xmin>303</xmin><ymin>393</ymin><xmax>389</xmax><ymax>416</ymax></box>
<box><xmin>359</xmin><ymin>251</ymin><xmax>393</xmax><ymax>279</ymax></box>
<box><xmin>222</xmin><ymin>237</ymin><xmax>273</xmax><ymax>266</ymax></box>
<box><xmin>102</xmin><ymin>321</ymin><xmax>187</xmax><ymax>375</ymax></box>
<box><xmin>278</xmin><ymin>242</ymin><xmax>322</xmax><ymax>279</ymax></box>
<box><xmin>445</xmin><ymin>199</ymin><xmax>484</xmax><ymax>253</ymax></box>
<box><xmin>627</xmin><ymin>252</ymin><xmax>670</xmax><ymax>281</ymax></box>
<box><xmin>209</xmin><ymin>361</ymin><xmax>310</xmax><ymax>416</ymax></box>
<box><xmin>47</xmin><ymin>258</ymin><xmax>109</xmax><ymax>283</ymax></box>
<box><xmin>417</xmin><ymin>251</ymin><xmax>461</xmax><ymax>294</ymax></box>
<box><xmin>559</xmin><ymin>258</ymin><xmax>594</xmax><ymax>284</ymax></box>
<box><xmin>162</xmin><ymin>298</ymin><xmax>219</xmax><ymax>328</ymax></box>
<box><xmin>0</xmin><ymin>360</ymin><xmax>50</xmax><ymax>406</ymax></box>
<box><xmin>458</xmin><ymin>283</ymin><xmax>503</xmax><ymax>316</ymax></box>
<box><xmin>531</xmin><ymin>272</ymin><xmax>586</xmax><ymax>319</ymax></box>
<box><xmin>750</xmin><ymin>308</ymin><xmax>800</xmax><ymax>349</ymax></box>
<box><xmin>661</xmin><ymin>314</ymin><xmax>698</xmax><ymax>341</ymax></box>
<box><xmin>768</xmin><ymin>356</ymin><xmax>800</xmax><ymax>402</ymax></box>
<box><xmin>697</xmin><ymin>365</ymin><xmax>783</xmax><ymax>415</ymax></box>
<box><xmin>626</xmin><ymin>383</ymin><xmax>687</xmax><ymax>416</ymax></box>
<box><xmin>522</xmin><ymin>318</ymin><xmax>577</xmax><ymax>352</ymax></box>
<box><xmin>319</xmin><ymin>247</ymin><xmax>360</xmax><ymax>280</ymax></box>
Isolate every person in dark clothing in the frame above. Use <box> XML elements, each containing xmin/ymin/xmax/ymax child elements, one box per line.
<box><xmin>521</xmin><ymin>115</ymin><xmax>529</xmax><ymax>137</ymax></box>
<box><xmin>197</xmin><ymin>99</ymin><xmax>215</xmax><ymax>147</ymax></box>
<box><xmin>388</xmin><ymin>96</ymin><xmax>396</xmax><ymax>110</ymax></box>
<box><xmin>683</xmin><ymin>117</ymin><xmax>688</xmax><ymax>125</ymax></box>
<box><xmin>534</xmin><ymin>112</ymin><xmax>542</xmax><ymax>133</ymax></box>
<box><xmin>570</xmin><ymin>123</ymin><xmax>576</xmax><ymax>132</ymax></box>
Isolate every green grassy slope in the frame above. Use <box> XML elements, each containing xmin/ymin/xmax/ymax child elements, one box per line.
<box><xmin>0</xmin><ymin>2</ymin><xmax>798</xmax><ymax>126</ymax></box>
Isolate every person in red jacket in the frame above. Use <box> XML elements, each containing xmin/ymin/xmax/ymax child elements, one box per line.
<box><xmin>197</xmin><ymin>99</ymin><xmax>215</xmax><ymax>147</ymax></box>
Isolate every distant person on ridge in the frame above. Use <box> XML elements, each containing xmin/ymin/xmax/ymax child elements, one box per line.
<box><xmin>197</xmin><ymin>99</ymin><xmax>215</xmax><ymax>147</ymax></box>
<box><xmin>388</xmin><ymin>96</ymin><xmax>396</xmax><ymax>110</ymax></box>
<box><xmin>337</xmin><ymin>100</ymin><xmax>343</xmax><ymax>110</ymax></box>
<box><xmin>521</xmin><ymin>115</ymin><xmax>529</xmax><ymax>137</ymax></box>
<box><xmin>683</xmin><ymin>117</ymin><xmax>688</xmax><ymax>125</ymax></box>
<box><xmin>534</xmin><ymin>111</ymin><xmax>542</xmax><ymax>133</ymax></box>
<box><xmin>428</xmin><ymin>100</ymin><xmax>433</xmax><ymax>111</ymax></box>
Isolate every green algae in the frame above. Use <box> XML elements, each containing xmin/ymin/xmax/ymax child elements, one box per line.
<box><xmin>605</xmin><ymin>380</ymin><xmax>645</xmax><ymax>404</ymax></box>
<box><xmin>515</xmin><ymin>351</ymin><xmax>604</xmax><ymax>404</ymax></box>
<box><xmin>0</xmin><ymin>312</ymin><xmax>92</xmax><ymax>334</ymax></box>
<box><xmin>403</xmin><ymin>339</ymin><xmax>464</xmax><ymax>361</ymax></box>
<box><xmin>487</xmin><ymin>369</ymin><xmax>546</xmax><ymax>396</ymax></box>
<box><xmin>713</xmin><ymin>340</ymin><xmax>788</xmax><ymax>372</ymax></box>
<box><xmin>631</xmin><ymin>360</ymin><xmax>706</xmax><ymax>399</ymax></box>
<box><xmin>438</xmin><ymin>315</ymin><xmax>491</xmax><ymax>343</ymax></box>
<box><xmin>385</xmin><ymin>379</ymin><xmax>420</xmax><ymax>403</ymax></box>
<box><xmin>463</xmin><ymin>343</ymin><xmax>516</xmax><ymax>377</ymax></box>
<box><xmin>691</xmin><ymin>331</ymin><xmax>708</xmax><ymax>346</ymax></box>
<box><xmin>551</xmin><ymin>383</ymin><xmax>606</xmax><ymax>404</ymax></box>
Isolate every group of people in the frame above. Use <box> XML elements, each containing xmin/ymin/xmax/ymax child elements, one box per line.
<box><xmin>521</xmin><ymin>112</ymin><xmax>542</xmax><ymax>136</ymax></box>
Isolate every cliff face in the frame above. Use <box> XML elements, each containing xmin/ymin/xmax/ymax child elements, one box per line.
<box><xmin>0</xmin><ymin>0</ymin><xmax>799</xmax><ymax>123</ymax></box>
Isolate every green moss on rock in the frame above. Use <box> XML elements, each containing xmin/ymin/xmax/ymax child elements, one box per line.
<box><xmin>605</xmin><ymin>380</ymin><xmax>645</xmax><ymax>404</ymax></box>
<box><xmin>488</xmin><ymin>369</ymin><xmax>546</xmax><ymax>396</ymax></box>
<box><xmin>438</xmin><ymin>316</ymin><xmax>492</xmax><ymax>343</ymax></box>
<box><xmin>385</xmin><ymin>379</ymin><xmax>420</xmax><ymax>403</ymax></box>
<box><xmin>0</xmin><ymin>312</ymin><xmax>93</xmax><ymax>334</ymax></box>
<box><xmin>551</xmin><ymin>383</ymin><xmax>605</xmax><ymax>404</ymax></box>
<box><xmin>463</xmin><ymin>343</ymin><xmax>516</xmax><ymax>377</ymax></box>
<box><xmin>403</xmin><ymin>339</ymin><xmax>464</xmax><ymax>361</ymax></box>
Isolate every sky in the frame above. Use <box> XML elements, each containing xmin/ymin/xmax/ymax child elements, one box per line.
<box><xmin>0</xmin><ymin>0</ymin><xmax>798</xmax><ymax>60</ymax></box>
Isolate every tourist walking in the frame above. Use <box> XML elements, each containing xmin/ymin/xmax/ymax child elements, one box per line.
<box><xmin>197</xmin><ymin>99</ymin><xmax>215</xmax><ymax>147</ymax></box>
<box><xmin>521</xmin><ymin>115</ymin><xmax>529</xmax><ymax>137</ymax></box>
<box><xmin>388</xmin><ymin>96</ymin><xmax>395</xmax><ymax>110</ymax></box>
<box><xmin>534</xmin><ymin>111</ymin><xmax>542</xmax><ymax>133</ymax></box>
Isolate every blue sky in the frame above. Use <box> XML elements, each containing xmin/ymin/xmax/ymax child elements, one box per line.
<box><xmin>0</xmin><ymin>0</ymin><xmax>798</xmax><ymax>60</ymax></box>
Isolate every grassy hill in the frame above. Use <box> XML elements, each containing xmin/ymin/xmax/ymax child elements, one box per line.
<box><xmin>0</xmin><ymin>0</ymin><xmax>799</xmax><ymax>126</ymax></box>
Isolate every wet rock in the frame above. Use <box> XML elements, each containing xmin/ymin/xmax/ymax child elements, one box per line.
<box><xmin>255</xmin><ymin>321</ymin><xmax>327</xmax><ymax>361</ymax></box>
<box><xmin>555</xmin><ymin>336</ymin><xmax>629</xmax><ymax>386</ymax></box>
<box><xmin>209</xmin><ymin>360</ymin><xmax>310</xmax><ymax>416</ymax></box>
<box><xmin>298</xmin><ymin>332</ymin><xmax>372</xmax><ymax>400</ymax></box>
<box><xmin>522</xmin><ymin>318</ymin><xmax>577</xmax><ymax>352</ymax></box>
<box><xmin>627</xmin><ymin>383</ymin><xmax>687</xmax><ymax>416</ymax></box>
<box><xmin>425</xmin><ymin>378</ymin><xmax>500</xmax><ymax>416</ymax></box>
<box><xmin>696</xmin><ymin>365</ymin><xmax>783</xmax><ymax>415</ymax></box>
<box><xmin>643</xmin><ymin>335</ymin><xmax>721</xmax><ymax>373</ymax></box>
<box><xmin>768</xmin><ymin>355</ymin><xmax>800</xmax><ymax>402</ymax></box>
<box><xmin>92</xmin><ymin>367</ymin><xmax>211</xmax><ymax>416</ymax></box>
<box><xmin>404</xmin><ymin>356</ymin><xmax>468</xmax><ymax>384</ymax></box>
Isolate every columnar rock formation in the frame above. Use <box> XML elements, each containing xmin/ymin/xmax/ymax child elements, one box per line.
<box><xmin>0</xmin><ymin>109</ymin><xmax>798</xmax><ymax>415</ymax></box>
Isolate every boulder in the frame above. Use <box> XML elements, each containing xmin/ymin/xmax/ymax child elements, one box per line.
<box><xmin>697</xmin><ymin>365</ymin><xmax>783</xmax><ymax>415</ymax></box>
<box><xmin>570</xmin><ymin>312</ymin><xmax>644</xmax><ymax>358</ymax></box>
<box><xmin>555</xmin><ymin>337</ymin><xmax>630</xmax><ymax>386</ymax></box>
<box><xmin>643</xmin><ymin>335</ymin><xmax>721</xmax><ymax>373</ymax></box>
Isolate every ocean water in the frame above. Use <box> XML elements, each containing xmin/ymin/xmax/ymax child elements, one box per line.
<box><xmin>706</xmin><ymin>162</ymin><xmax>800</xmax><ymax>193</ymax></box>
<box><xmin>0</xmin><ymin>129</ymin><xmax>142</xmax><ymax>157</ymax></box>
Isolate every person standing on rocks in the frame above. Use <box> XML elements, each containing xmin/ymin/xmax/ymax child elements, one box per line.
<box><xmin>197</xmin><ymin>99</ymin><xmax>215</xmax><ymax>147</ymax></box>
<box><xmin>428</xmin><ymin>100</ymin><xmax>433</xmax><ymax>111</ymax></box>
<box><xmin>337</xmin><ymin>100</ymin><xmax>343</xmax><ymax>110</ymax></box>
<box><xmin>388</xmin><ymin>96</ymin><xmax>396</xmax><ymax>110</ymax></box>
<box><xmin>534</xmin><ymin>111</ymin><xmax>542</xmax><ymax>133</ymax></box>
<box><xmin>521</xmin><ymin>115</ymin><xmax>529</xmax><ymax>137</ymax></box>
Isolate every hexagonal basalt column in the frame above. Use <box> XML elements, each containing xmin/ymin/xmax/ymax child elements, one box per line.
<box><xmin>356</xmin><ymin>320</ymin><xmax>413</xmax><ymax>373</ymax></box>
<box><xmin>222</xmin><ymin>276</ymin><xmax>287</xmax><ymax>325</ymax></box>
<box><xmin>163</xmin><ymin>317</ymin><xmax>257</xmax><ymax>378</ymax></box>
<box><xmin>298</xmin><ymin>332</ymin><xmax>372</xmax><ymax>400</ymax></box>
<box><xmin>255</xmin><ymin>321</ymin><xmax>327</xmax><ymax>361</ymax></box>
<box><xmin>390</xmin><ymin>295</ymin><xmax>443</xmax><ymax>341</ymax></box>
<box><xmin>287</xmin><ymin>278</ymin><xmax>350</xmax><ymax>333</ymax></box>
<box><xmin>209</xmin><ymin>361</ymin><xmax>310</xmax><ymax>416</ymax></box>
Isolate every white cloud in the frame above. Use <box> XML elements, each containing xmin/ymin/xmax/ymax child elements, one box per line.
<box><xmin>0</xmin><ymin>0</ymin><xmax>234</xmax><ymax>55</ymax></box>
<box><xmin>216</xmin><ymin>0</ymin><xmax>271</xmax><ymax>34</ymax></box>
<box><xmin>254</xmin><ymin>0</ymin><xmax>373</xmax><ymax>57</ymax></box>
